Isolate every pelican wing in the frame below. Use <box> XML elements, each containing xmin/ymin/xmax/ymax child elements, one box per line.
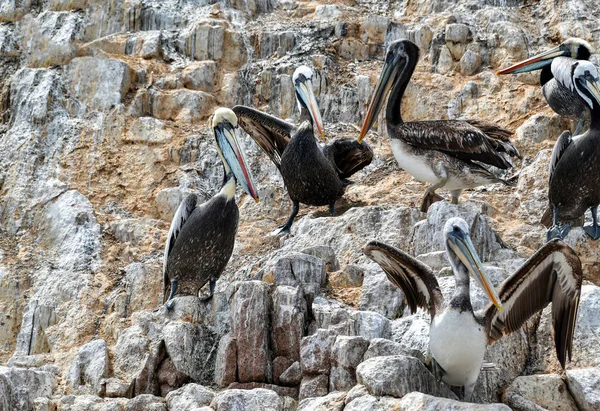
<box><xmin>233</xmin><ymin>105</ymin><xmax>294</xmax><ymax>169</ymax></box>
<box><xmin>363</xmin><ymin>240</ymin><xmax>444</xmax><ymax>317</ymax></box>
<box><xmin>396</xmin><ymin>120</ymin><xmax>519</xmax><ymax>169</ymax></box>
<box><xmin>483</xmin><ymin>239</ymin><xmax>582</xmax><ymax>368</ymax></box>
<box><xmin>548</xmin><ymin>130</ymin><xmax>573</xmax><ymax>185</ymax></box>
<box><xmin>163</xmin><ymin>194</ymin><xmax>197</xmax><ymax>294</ymax></box>
<box><xmin>322</xmin><ymin>137</ymin><xmax>374</xmax><ymax>179</ymax></box>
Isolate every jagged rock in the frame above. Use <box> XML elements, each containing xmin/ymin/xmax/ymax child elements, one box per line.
<box><xmin>57</xmin><ymin>395</ymin><xmax>128</xmax><ymax>410</ymax></box>
<box><xmin>178</xmin><ymin>20</ymin><xmax>247</xmax><ymax>68</ymax></box>
<box><xmin>356</xmin><ymin>355</ymin><xmax>457</xmax><ymax>399</ymax></box>
<box><xmin>297</xmin><ymin>391</ymin><xmax>346</xmax><ymax>410</ymax></box>
<box><xmin>391</xmin><ymin>311</ymin><xmax>431</xmax><ymax>357</ymax></box>
<box><xmin>445</xmin><ymin>23</ymin><xmax>470</xmax><ymax>59</ymax></box>
<box><xmin>460</xmin><ymin>50</ymin><xmax>482</xmax><ymax>76</ymax></box>
<box><xmin>150</xmin><ymin>89</ymin><xmax>216</xmax><ymax>123</ymax></box>
<box><xmin>314</xmin><ymin>5</ymin><xmax>342</xmax><ymax>19</ymax></box>
<box><xmin>64</xmin><ymin>56</ymin><xmax>133</xmax><ymax>114</ymax></box>
<box><xmin>165</xmin><ymin>383</ymin><xmax>215</xmax><ymax>410</ymax></box>
<box><xmin>363</xmin><ymin>338</ymin><xmax>414</xmax><ymax>361</ymax></box>
<box><xmin>301</xmin><ymin>245</ymin><xmax>340</xmax><ymax>272</ymax></box>
<box><xmin>126</xmin><ymin>394</ymin><xmax>166</xmax><ymax>411</ymax></box>
<box><xmin>273</xmin><ymin>356</ymin><xmax>294</xmax><ymax>385</ymax></box>
<box><xmin>282</xmin><ymin>396</ymin><xmax>298</xmax><ymax>411</ymax></box>
<box><xmin>270</xmin><ymin>253</ymin><xmax>327</xmax><ymax>303</ymax></box>
<box><xmin>214</xmin><ymin>333</ymin><xmax>237</xmax><ymax>388</ymax></box>
<box><xmin>397</xmin><ymin>392</ymin><xmax>510</xmax><ymax>410</ymax></box>
<box><xmin>102</xmin><ymin>378</ymin><xmax>133</xmax><ymax>398</ymax></box>
<box><xmin>566</xmin><ymin>368</ymin><xmax>600</xmax><ymax>411</ymax></box>
<box><xmin>311</xmin><ymin>297</ymin><xmax>354</xmax><ymax>335</ymax></box>
<box><xmin>437</xmin><ymin>46</ymin><xmax>456</xmax><ymax>73</ymax></box>
<box><xmin>0</xmin><ymin>367</ymin><xmax>56</xmax><ymax>411</ymax></box>
<box><xmin>359</xmin><ymin>263</ymin><xmax>404</xmax><ymax>319</ymax></box>
<box><xmin>352</xmin><ymin>310</ymin><xmax>392</xmax><ymax>340</ymax></box>
<box><xmin>279</xmin><ymin>361</ymin><xmax>302</xmax><ymax>386</ymax></box>
<box><xmin>502</xmin><ymin>374</ymin><xmax>578</xmax><ymax>410</ymax></box>
<box><xmin>272</xmin><ymin>285</ymin><xmax>307</xmax><ymax>361</ymax></box>
<box><xmin>329</xmin><ymin>336</ymin><xmax>369</xmax><ymax>391</ymax></box>
<box><xmin>211</xmin><ymin>388</ymin><xmax>284</xmax><ymax>410</ymax></box>
<box><xmin>182</xmin><ymin>61</ymin><xmax>217</xmax><ymax>92</ymax></box>
<box><xmin>227</xmin><ymin>382</ymin><xmax>298</xmax><ymax>399</ymax></box>
<box><xmin>415</xmin><ymin>251</ymin><xmax>449</xmax><ymax>272</ymax></box>
<box><xmin>516</xmin><ymin>150</ymin><xmax>551</xmax><ymax>226</ymax></box>
<box><xmin>230</xmin><ymin>281</ymin><xmax>272</xmax><ymax>383</ymax></box>
<box><xmin>344</xmin><ymin>395</ymin><xmax>404</xmax><ymax>411</ymax></box>
<box><xmin>124</xmin><ymin>117</ymin><xmax>173</xmax><ymax>144</ymax></box>
<box><xmin>516</xmin><ymin>113</ymin><xmax>570</xmax><ymax>144</ymax></box>
<box><xmin>122</xmin><ymin>262</ymin><xmax>163</xmax><ymax>314</ymax></box>
<box><xmin>300</xmin><ymin>328</ymin><xmax>336</xmax><ymax>375</ymax></box>
<box><xmin>345</xmin><ymin>384</ymin><xmax>370</xmax><ymax>405</ymax></box>
<box><xmin>68</xmin><ymin>339</ymin><xmax>108</xmax><ymax>396</ymax></box>
<box><xmin>328</xmin><ymin>265</ymin><xmax>364</xmax><ymax>288</ymax></box>
<box><xmin>299</xmin><ymin>374</ymin><xmax>329</xmax><ymax>400</ymax></box>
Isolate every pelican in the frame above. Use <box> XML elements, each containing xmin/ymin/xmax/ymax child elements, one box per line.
<box><xmin>543</xmin><ymin>61</ymin><xmax>600</xmax><ymax>240</ymax></box>
<box><xmin>498</xmin><ymin>38</ymin><xmax>594</xmax><ymax>135</ymax></box>
<box><xmin>359</xmin><ymin>40</ymin><xmax>520</xmax><ymax>212</ymax></box>
<box><xmin>163</xmin><ymin>108</ymin><xmax>259</xmax><ymax>309</ymax></box>
<box><xmin>233</xmin><ymin>66</ymin><xmax>373</xmax><ymax>234</ymax></box>
<box><xmin>364</xmin><ymin>218</ymin><xmax>582</xmax><ymax>400</ymax></box>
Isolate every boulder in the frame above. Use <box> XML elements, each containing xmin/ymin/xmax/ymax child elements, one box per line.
<box><xmin>297</xmin><ymin>391</ymin><xmax>346</xmax><ymax>411</ymax></box>
<box><xmin>68</xmin><ymin>339</ymin><xmax>109</xmax><ymax>396</ymax></box>
<box><xmin>359</xmin><ymin>263</ymin><xmax>404</xmax><ymax>319</ymax></box>
<box><xmin>182</xmin><ymin>61</ymin><xmax>217</xmax><ymax>92</ymax></box>
<box><xmin>271</xmin><ymin>253</ymin><xmax>327</xmax><ymax>303</ymax></box>
<box><xmin>0</xmin><ymin>367</ymin><xmax>56</xmax><ymax>411</ymax></box>
<box><xmin>211</xmin><ymin>388</ymin><xmax>284</xmax><ymax>411</ymax></box>
<box><xmin>165</xmin><ymin>383</ymin><xmax>215</xmax><ymax>411</ymax></box>
<box><xmin>298</xmin><ymin>374</ymin><xmax>329</xmax><ymax>400</ymax></box>
<box><xmin>329</xmin><ymin>336</ymin><xmax>369</xmax><ymax>391</ymax></box>
<box><xmin>502</xmin><ymin>374</ymin><xmax>578</xmax><ymax>410</ymax></box>
<box><xmin>300</xmin><ymin>328</ymin><xmax>337</xmax><ymax>375</ymax></box>
<box><xmin>566</xmin><ymin>368</ymin><xmax>600</xmax><ymax>411</ymax></box>
<box><xmin>126</xmin><ymin>394</ymin><xmax>166</xmax><ymax>411</ymax></box>
<box><xmin>279</xmin><ymin>362</ymin><xmax>302</xmax><ymax>387</ymax></box>
<box><xmin>272</xmin><ymin>286</ymin><xmax>307</xmax><ymax>361</ymax></box>
<box><xmin>398</xmin><ymin>392</ymin><xmax>510</xmax><ymax>410</ymax></box>
<box><xmin>214</xmin><ymin>333</ymin><xmax>237</xmax><ymax>388</ymax></box>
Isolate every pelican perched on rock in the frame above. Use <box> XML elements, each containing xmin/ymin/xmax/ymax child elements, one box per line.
<box><xmin>359</xmin><ymin>40</ymin><xmax>520</xmax><ymax>212</ymax></box>
<box><xmin>163</xmin><ymin>108</ymin><xmax>259</xmax><ymax>309</ymax></box>
<box><xmin>364</xmin><ymin>218</ymin><xmax>582</xmax><ymax>399</ymax></box>
<box><xmin>233</xmin><ymin>66</ymin><xmax>373</xmax><ymax>234</ymax></box>
<box><xmin>543</xmin><ymin>61</ymin><xmax>600</xmax><ymax>240</ymax></box>
<box><xmin>498</xmin><ymin>38</ymin><xmax>593</xmax><ymax>135</ymax></box>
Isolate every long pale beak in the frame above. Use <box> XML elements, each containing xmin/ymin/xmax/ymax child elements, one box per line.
<box><xmin>358</xmin><ymin>56</ymin><xmax>400</xmax><ymax>144</ymax></box>
<box><xmin>447</xmin><ymin>229</ymin><xmax>503</xmax><ymax>311</ymax></box>
<box><xmin>296</xmin><ymin>78</ymin><xmax>325</xmax><ymax>139</ymax></box>
<box><xmin>498</xmin><ymin>45</ymin><xmax>568</xmax><ymax>75</ymax></box>
<box><xmin>215</xmin><ymin>123</ymin><xmax>260</xmax><ymax>202</ymax></box>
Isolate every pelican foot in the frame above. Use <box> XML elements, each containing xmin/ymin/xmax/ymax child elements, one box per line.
<box><xmin>547</xmin><ymin>224</ymin><xmax>571</xmax><ymax>241</ymax></box>
<box><xmin>341</xmin><ymin>179</ymin><xmax>355</xmax><ymax>187</ymax></box>
<box><xmin>200</xmin><ymin>294</ymin><xmax>214</xmax><ymax>303</ymax></box>
<box><xmin>165</xmin><ymin>299</ymin><xmax>175</xmax><ymax>310</ymax></box>
<box><xmin>583</xmin><ymin>224</ymin><xmax>600</xmax><ymax>240</ymax></box>
<box><xmin>420</xmin><ymin>192</ymin><xmax>444</xmax><ymax>213</ymax></box>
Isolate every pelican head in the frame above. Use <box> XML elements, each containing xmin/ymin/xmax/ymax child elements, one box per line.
<box><xmin>293</xmin><ymin>65</ymin><xmax>325</xmax><ymax>138</ymax></box>
<box><xmin>444</xmin><ymin>218</ymin><xmax>503</xmax><ymax>311</ymax></box>
<box><xmin>358</xmin><ymin>40</ymin><xmax>420</xmax><ymax>143</ymax></box>
<box><xmin>573</xmin><ymin>61</ymin><xmax>600</xmax><ymax>109</ymax></box>
<box><xmin>498</xmin><ymin>38</ymin><xmax>594</xmax><ymax>75</ymax></box>
<box><xmin>212</xmin><ymin>107</ymin><xmax>259</xmax><ymax>202</ymax></box>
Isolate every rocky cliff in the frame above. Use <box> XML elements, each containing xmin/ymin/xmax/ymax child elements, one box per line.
<box><xmin>1</xmin><ymin>0</ymin><xmax>600</xmax><ymax>410</ymax></box>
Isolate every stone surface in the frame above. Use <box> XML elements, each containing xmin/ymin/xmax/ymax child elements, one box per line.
<box><xmin>566</xmin><ymin>368</ymin><xmax>600</xmax><ymax>411</ymax></box>
<box><xmin>356</xmin><ymin>355</ymin><xmax>457</xmax><ymax>400</ymax></box>
<box><xmin>279</xmin><ymin>361</ymin><xmax>302</xmax><ymax>387</ymax></box>
<box><xmin>165</xmin><ymin>383</ymin><xmax>215</xmax><ymax>411</ymax></box>
<box><xmin>502</xmin><ymin>374</ymin><xmax>578</xmax><ymax>411</ymax></box>
<box><xmin>398</xmin><ymin>392</ymin><xmax>511</xmax><ymax>410</ymax></box>
<box><xmin>68</xmin><ymin>339</ymin><xmax>108</xmax><ymax>395</ymax></box>
<box><xmin>126</xmin><ymin>394</ymin><xmax>166</xmax><ymax>411</ymax></box>
<box><xmin>298</xmin><ymin>374</ymin><xmax>329</xmax><ymax>400</ymax></box>
<box><xmin>359</xmin><ymin>263</ymin><xmax>404</xmax><ymax>319</ymax></box>
<box><xmin>272</xmin><ymin>285</ymin><xmax>307</xmax><ymax>361</ymax></box>
<box><xmin>329</xmin><ymin>335</ymin><xmax>369</xmax><ymax>391</ymax></box>
<box><xmin>214</xmin><ymin>333</ymin><xmax>237</xmax><ymax>388</ymax></box>
<box><xmin>211</xmin><ymin>388</ymin><xmax>284</xmax><ymax>411</ymax></box>
<box><xmin>297</xmin><ymin>391</ymin><xmax>346</xmax><ymax>411</ymax></box>
<box><xmin>300</xmin><ymin>328</ymin><xmax>336</xmax><ymax>375</ymax></box>
<box><xmin>0</xmin><ymin>367</ymin><xmax>56</xmax><ymax>411</ymax></box>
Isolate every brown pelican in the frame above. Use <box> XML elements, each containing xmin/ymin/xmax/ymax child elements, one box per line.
<box><xmin>364</xmin><ymin>218</ymin><xmax>582</xmax><ymax>399</ymax></box>
<box><xmin>163</xmin><ymin>108</ymin><xmax>259</xmax><ymax>309</ymax></box>
<box><xmin>359</xmin><ymin>40</ymin><xmax>520</xmax><ymax>212</ymax></box>
<box><xmin>544</xmin><ymin>61</ymin><xmax>600</xmax><ymax>240</ymax></box>
<box><xmin>233</xmin><ymin>66</ymin><xmax>373</xmax><ymax>234</ymax></box>
<box><xmin>498</xmin><ymin>38</ymin><xmax>593</xmax><ymax>135</ymax></box>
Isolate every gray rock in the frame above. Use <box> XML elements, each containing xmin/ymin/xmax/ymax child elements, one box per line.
<box><xmin>345</xmin><ymin>384</ymin><xmax>370</xmax><ymax>405</ymax></box>
<box><xmin>68</xmin><ymin>339</ymin><xmax>109</xmax><ymax>396</ymax></box>
<box><xmin>301</xmin><ymin>245</ymin><xmax>340</xmax><ymax>272</ymax></box>
<box><xmin>516</xmin><ymin>114</ymin><xmax>570</xmax><ymax>144</ymax></box>
<box><xmin>182</xmin><ymin>61</ymin><xmax>217</xmax><ymax>92</ymax></box>
<box><xmin>124</xmin><ymin>117</ymin><xmax>173</xmax><ymax>144</ymax></box>
<box><xmin>566</xmin><ymin>368</ymin><xmax>600</xmax><ymax>411</ymax></box>
<box><xmin>297</xmin><ymin>391</ymin><xmax>346</xmax><ymax>411</ymax></box>
<box><xmin>272</xmin><ymin>285</ymin><xmax>307</xmax><ymax>361</ymax></box>
<box><xmin>214</xmin><ymin>333</ymin><xmax>237</xmax><ymax>388</ymax></box>
<box><xmin>398</xmin><ymin>392</ymin><xmax>510</xmax><ymax>410</ymax></box>
<box><xmin>502</xmin><ymin>374</ymin><xmax>578</xmax><ymax>411</ymax></box>
<box><xmin>279</xmin><ymin>361</ymin><xmax>302</xmax><ymax>387</ymax></box>
<box><xmin>460</xmin><ymin>50</ymin><xmax>482</xmax><ymax>76</ymax></box>
<box><xmin>211</xmin><ymin>388</ymin><xmax>284</xmax><ymax>410</ymax></box>
<box><xmin>126</xmin><ymin>394</ymin><xmax>166</xmax><ymax>411</ymax></box>
<box><xmin>359</xmin><ymin>263</ymin><xmax>405</xmax><ymax>319</ymax></box>
<box><xmin>230</xmin><ymin>281</ymin><xmax>272</xmax><ymax>383</ymax></box>
<box><xmin>329</xmin><ymin>336</ymin><xmax>369</xmax><ymax>391</ymax></box>
<box><xmin>445</xmin><ymin>23</ymin><xmax>470</xmax><ymax>43</ymax></box>
<box><xmin>299</xmin><ymin>374</ymin><xmax>329</xmax><ymax>400</ymax></box>
<box><xmin>415</xmin><ymin>251</ymin><xmax>449</xmax><ymax>272</ymax></box>
<box><xmin>57</xmin><ymin>395</ymin><xmax>128</xmax><ymax>410</ymax></box>
<box><xmin>300</xmin><ymin>328</ymin><xmax>337</xmax><ymax>375</ymax></box>
<box><xmin>344</xmin><ymin>395</ymin><xmax>403</xmax><ymax>411</ymax></box>
<box><xmin>363</xmin><ymin>338</ymin><xmax>413</xmax><ymax>361</ymax></box>
<box><xmin>165</xmin><ymin>383</ymin><xmax>215</xmax><ymax>411</ymax></box>
<box><xmin>271</xmin><ymin>253</ymin><xmax>327</xmax><ymax>304</ymax></box>
<box><xmin>102</xmin><ymin>378</ymin><xmax>133</xmax><ymax>398</ymax></box>
<box><xmin>391</xmin><ymin>311</ymin><xmax>431</xmax><ymax>358</ymax></box>
<box><xmin>310</xmin><ymin>297</ymin><xmax>354</xmax><ymax>336</ymax></box>
<box><xmin>352</xmin><ymin>310</ymin><xmax>392</xmax><ymax>340</ymax></box>
<box><xmin>0</xmin><ymin>367</ymin><xmax>56</xmax><ymax>411</ymax></box>
<box><xmin>314</xmin><ymin>5</ymin><xmax>342</xmax><ymax>19</ymax></box>
<box><xmin>356</xmin><ymin>355</ymin><xmax>457</xmax><ymax>399</ymax></box>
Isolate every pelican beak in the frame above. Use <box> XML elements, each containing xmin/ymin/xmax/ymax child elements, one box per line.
<box><xmin>296</xmin><ymin>77</ymin><xmax>325</xmax><ymax>139</ymax></box>
<box><xmin>575</xmin><ymin>72</ymin><xmax>600</xmax><ymax>108</ymax></box>
<box><xmin>359</xmin><ymin>53</ymin><xmax>402</xmax><ymax>144</ymax></box>
<box><xmin>498</xmin><ymin>44</ymin><xmax>570</xmax><ymax>75</ymax></box>
<box><xmin>447</xmin><ymin>228</ymin><xmax>503</xmax><ymax>311</ymax></box>
<box><xmin>214</xmin><ymin>121</ymin><xmax>260</xmax><ymax>202</ymax></box>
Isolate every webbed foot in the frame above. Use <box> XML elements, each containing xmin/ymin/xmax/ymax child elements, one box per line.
<box><xmin>420</xmin><ymin>192</ymin><xmax>444</xmax><ymax>213</ymax></box>
<box><xmin>583</xmin><ymin>224</ymin><xmax>600</xmax><ymax>240</ymax></box>
<box><xmin>201</xmin><ymin>280</ymin><xmax>216</xmax><ymax>302</ymax></box>
<box><xmin>165</xmin><ymin>299</ymin><xmax>175</xmax><ymax>310</ymax></box>
<box><xmin>547</xmin><ymin>224</ymin><xmax>571</xmax><ymax>241</ymax></box>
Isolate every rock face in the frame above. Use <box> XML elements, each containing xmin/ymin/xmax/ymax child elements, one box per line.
<box><xmin>2</xmin><ymin>0</ymin><xmax>600</xmax><ymax>409</ymax></box>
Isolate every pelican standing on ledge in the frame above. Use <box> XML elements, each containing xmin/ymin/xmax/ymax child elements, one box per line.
<box><xmin>544</xmin><ymin>61</ymin><xmax>600</xmax><ymax>240</ymax></box>
<box><xmin>364</xmin><ymin>218</ymin><xmax>582</xmax><ymax>399</ymax></box>
<box><xmin>359</xmin><ymin>40</ymin><xmax>520</xmax><ymax>212</ymax></box>
<box><xmin>163</xmin><ymin>108</ymin><xmax>259</xmax><ymax>309</ymax></box>
<box><xmin>498</xmin><ymin>38</ymin><xmax>594</xmax><ymax>135</ymax></box>
<box><xmin>233</xmin><ymin>66</ymin><xmax>373</xmax><ymax>234</ymax></box>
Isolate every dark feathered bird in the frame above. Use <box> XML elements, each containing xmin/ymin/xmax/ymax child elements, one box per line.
<box><xmin>233</xmin><ymin>66</ymin><xmax>373</xmax><ymax>234</ymax></box>
<box><xmin>163</xmin><ymin>108</ymin><xmax>259</xmax><ymax>309</ymax></box>
<box><xmin>499</xmin><ymin>38</ymin><xmax>594</xmax><ymax>135</ymax></box>
<box><xmin>359</xmin><ymin>40</ymin><xmax>520</xmax><ymax>212</ymax></box>
<box><xmin>364</xmin><ymin>218</ymin><xmax>582</xmax><ymax>399</ymax></box>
